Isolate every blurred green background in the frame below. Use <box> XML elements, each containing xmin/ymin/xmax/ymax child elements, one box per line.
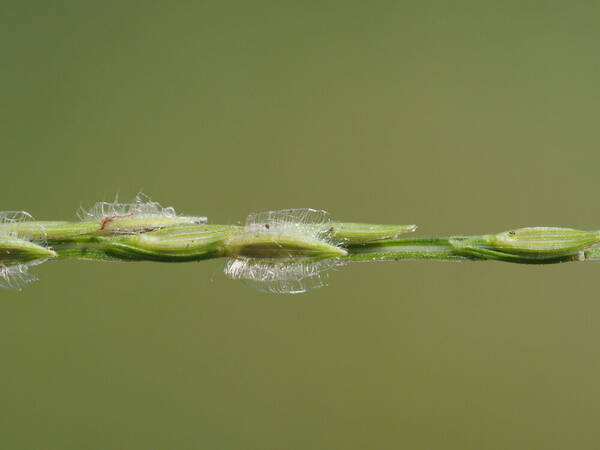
<box><xmin>2</xmin><ymin>1</ymin><xmax>600</xmax><ymax>449</ymax></box>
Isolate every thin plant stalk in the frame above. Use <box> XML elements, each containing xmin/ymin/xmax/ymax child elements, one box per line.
<box><xmin>2</xmin><ymin>196</ymin><xmax>600</xmax><ymax>293</ymax></box>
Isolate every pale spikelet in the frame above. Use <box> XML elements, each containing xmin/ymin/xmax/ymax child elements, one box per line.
<box><xmin>78</xmin><ymin>193</ymin><xmax>207</xmax><ymax>233</ymax></box>
<box><xmin>224</xmin><ymin>209</ymin><xmax>346</xmax><ymax>294</ymax></box>
<box><xmin>0</xmin><ymin>212</ymin><xmax>54</xmax><ymax>289</ymax></box>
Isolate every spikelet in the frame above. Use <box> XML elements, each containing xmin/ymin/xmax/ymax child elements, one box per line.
<box><xmin>0</xmin><ymin>211</ymin><xmax>55</xmax><ymax>289</ymax></box>
<box><xmin>79</xmin><ymin>193</ymin><xmax>207</xmax><ymax>233</ymax></box>
<box><xmin>224</xmin><ymin>209</ymin><xmax>347</xmax><ymax>294</ymax></box>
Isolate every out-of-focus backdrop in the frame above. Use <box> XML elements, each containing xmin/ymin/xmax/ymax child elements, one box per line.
<box><xmin>2</xmin><ymin>2</ymin><xmax>600</xmax><ymax>449</ymax></box>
